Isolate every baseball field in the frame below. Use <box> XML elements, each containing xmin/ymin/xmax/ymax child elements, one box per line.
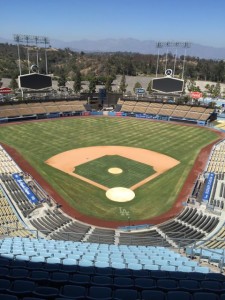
<box><xmin>0</xmin><ymin>116</ymin><xmax>220</xmax><ymax>223</ymax></box>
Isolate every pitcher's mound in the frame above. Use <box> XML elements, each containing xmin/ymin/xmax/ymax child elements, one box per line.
<box><xmin>106</xmin><ymin>187</ymin><xmax>135</xmax><ymax>202</ymax></box>
<box><xmin>108</xmin><ymin>167</ymin><xmax>123</xmax><ymax>174</ymax></box>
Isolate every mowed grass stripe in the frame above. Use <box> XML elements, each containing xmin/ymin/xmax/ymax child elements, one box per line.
<box><xmin>0</xmin><ymin>117</ymin><xmax>219</xmax><ymax>221</ymax></box>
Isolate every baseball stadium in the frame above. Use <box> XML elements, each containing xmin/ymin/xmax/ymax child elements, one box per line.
<box><xmin>1</xmin><ymin>38</ymin><xmax>225</xmax><ymax>299</ymax></box>
<box><xmin>0</xmin><ymin>96</ymin><xmax>225</xmax><ymax>299</ymax></box>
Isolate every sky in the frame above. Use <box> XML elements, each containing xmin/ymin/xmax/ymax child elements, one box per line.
<box><xmin>1</xmin><ymin>0</ymin><xmax>225</xmax><ymax>48</ymax></box>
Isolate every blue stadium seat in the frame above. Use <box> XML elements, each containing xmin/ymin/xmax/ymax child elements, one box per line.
<box><xmin>114</xmin><ymin>288</ymin><xmax>138</xmax><ymax>300</ymax></box>
<box><xmin>113</xmin><ymin>277</ymin><xmax>134</xmax><ymax>289</ymax></box>
<box><xmin>69</xmin><ymin>274</ymin><xmax>90</xmax><ymax>287</ymax></box>
<box><xmin>156</xmin><ymin>279</ymin><xmax>178</xmax><ymax>291</ymax></box>
<box><xmin>0</xmin><ymin>278</ymin><xmax>11</xmax><ymax>292</ymax></box>
<box><xmin>59</xmin><ymin>284</ymin><xmax>86</xmax><ymax>299</ymax></box>
<box><xmin>0</xmin><ymin>294</ymin><xmax>18</xmax><ymax>300</ymax></box>
<box><xmin>7</xmin><ymin>267</ymin><xmax>29</xmax><ymax>280</ymax></box>
<box><xmin>179</xmin><ymin>279</ymin><xmax>201</xmax><ymax>292</ymax></box>
<box><xmin>200</xmin><ymin>280</ymin><xmax>223</xmax><ymax>293</ymax></box>
<box><xmin>134</xmin><ymin>278</ymin><xmax>157</xmax><ymax>291</ymax></box>
<box><xmin>194</xmin><ymin>266</ymin><xmax>210</xmax><ymax>273</ymax></box>
<box><xmin>7</xmin><ymin>279</ymin><xmax>36</xmax><ymax>297</ymax></box>
<box><xmin>91</xmin><ymin>275</ymin><xmax>113</xmax><ymax>287</ymax></box>
<box><xmin>167</xmin><ymin>290</ymin><xmax>192</xmax><ymax>300</ymax></box>
<box><xmin>49</xmin><ymin>271</ymin><xmax>70</xmax><ymax>286</ymax></box>
<box><xmin>30</xmin><ymin>270</ymin><xmax>50</xmax><ymax>284</ymax></box>
<box><xmin>141</xmin><ymin>289</ymin><xmax>165</xmax><ymax>300</ymax></box>
<box><xmin>193</xmin><ymin>292</ymin><xmax>219</xmax><ymax>300</ymax></box>
<box><xmin>94</xmin><ymin>261</ymin><xmax>110</xmax><ymax>268</ymax></box>
<box><xmin>87</xmin><ymin>286</ymin><xmax>112</xmax><ymax>300</ymax></box>
<box><xmin>32</xmin><ymin>286</ymin><xmax>59</xmax><ymax>299</ymax></box>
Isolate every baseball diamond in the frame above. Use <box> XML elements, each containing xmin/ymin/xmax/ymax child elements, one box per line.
<box><xmin>0</xmin><ymin>116</ymin><xmax>222</xmax><ymax>226</ymax></box>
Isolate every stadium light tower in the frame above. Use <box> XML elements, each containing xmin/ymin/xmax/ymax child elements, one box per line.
<box><xmin>13</xmin><ymin>34</ymin><xmax>23</xmax><ymax>75</ymax></box>
<box><xmin>155</xmin><ymin>41</ymin><xmax>191</xmax><ymax>78</ymax></box>
<box><xmin>13</xmin><ymin>34</ymin><xmax>50</xmax><ymax>75</ymax></box>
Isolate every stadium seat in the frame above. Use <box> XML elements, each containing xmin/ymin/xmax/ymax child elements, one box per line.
<box><xmin>0</xmin><ymin>278</ymin><xmax>11</xmax><ymax>292</ymax></box>
<box><xmin>141</xmin><ymin>289</ymin><xmax>165</xmax><ymax>300</ymax></box>
<box><xmin>7</xmin><ymin>279</ymin><xmax>36</xmax><ymax>297</ymax></box>
<box><xmin>91</xmin><ymin>275</ymin><xmax>113</xmax><ymax>287</ymax></box>
<box><xmin>200</xmin><ymin>280</ymin><xmax>223</xmax><ymax>292</ymax></box>
<box><xmin>49</xmin><ymin>271</ymin><xmax>70</xmax><ymax>286</ymax></box>
<box><xmin>113</xmin><ymin>277</ymin><xmax>134</xmax><ymax>289</ymax></box>
<box><xmin>30</xmin><ymin>270</ymin><xmax>50</xmax><ymax>284</ymax></box>
<box><xmin>194</xmin><ymin>266</ymin><xmax>210</xmax><ymax>273</ymax></box>
<box><xmin>156</xmin><ymin>279</ymin><xmax>178</xmax><ymax>291</ymax></box>
<box><xmin>69</xmin><ymin>274</ymin><xmax>90</xmax><ymax>286</ymax></box>
<box><xmin>114</xmin><ymin>268</ymin><xmax>132</xmax><ymax>277</ymax></box>
<box><xmin>59</xmin><ymin>284</ymin><xmax>86</xmax><ymax>299</ymax></box>
<box><xmin>134</xmin><ymin>278</ymin><xmax>157</xmax><ymax>291</ymax></box>
<box><xmin>179</xmin><ymin>279</ymin><xmax>201</xmax><ymax>292</ymax></box>
<box><xmin>32</xmin><ymin>286</ymin><xmax>59</xmax><ymax>299</ymax></box>
<box><xmin>144</xmin><ymin>264</ymin><xmax>159</xmax><ymax>270</ymax></box>
<box><xmin>0</xmin><ymin>294</ymin><xmax>18</xmax><ymax>300</ymax></box>
<box><xmin>94</xmin><ymin>261</ymin><xmax>110</xmax><ymax>268</ymax></box>
<box><xmin>193</xmin><ymin>292</ymin><xmax>219</xmax><ymax>300</ymax></box>
<box><xmin>95</xmin><ymin>267</ymin><xmax>114</xmax><ymax>276</ymax></box>
<box><xmin>87</xmin><ymin>286</ymin><xmax>112</xmax><ymax>300</ymax></box>
<box><xmin>167</xmin><ymin>290</ymin><xmax>192</xmax><ymax>300</ymax></box>
<box><xmin>114</xmin><ymin>288</ymin><xmax>138</xmax><ymax>300</ymax></box>
<box><xmin>7</xmin><ymin>268</ymin><xmax>29</xmax><ymax>279</ymax></box>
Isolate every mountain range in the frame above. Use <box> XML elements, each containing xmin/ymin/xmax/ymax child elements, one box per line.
<box><xmin>1</xmin><ymin>36</ymin><xmax>225</xmax><ymax>60</ymax></box>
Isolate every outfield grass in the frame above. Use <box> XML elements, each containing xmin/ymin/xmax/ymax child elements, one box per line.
<box><xmin>75</xmin><ymin>155</ymin><xmax>155</xmax><ymax>188</ymax></box>
<box><xmin>0</xmin><ymin>117</ymin><xmax>219</xmax><ymax>221</ymax></box>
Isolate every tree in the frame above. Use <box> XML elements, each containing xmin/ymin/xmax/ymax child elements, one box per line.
<box><xmin>88</xmin><ymin>75</ymin><xmax>97</xmax><ymax>94</ymax></box>
<box><xmin>9</xmin><ymin>76</ymin><xmax>18</xmax><ymax>90</ymax></box>
<box><xmin>187</xmin><ymin>79</ymin><xmax>201</xmax><ymax>92</ymax></box>
<box><xmin>119</xmin><ymin>74</ymin><xmax>127</xmax><ymax>93</ymax></box>
<box><xmin>147</xmin><ymin>80</ymin><xmax>153</xmax><ymax>94</ymax></box>
<box><xmin>133</xmin><ymin>82</ymin><xmax>142</xmax><ymax>92</ymax></box>
<box><xmin>73</xmin><ymin>70</ymin><xmax>82</xmax><ymax>93</ymax></box>
<box><xmin>205</xmin><ymin>83</ymin><xmax>215</xmax><ymax>97</ymax></box>
<box><xmin>212</xmin><ymin>82</ymin><xmax>221</xmax><ymax>98</ymax></box>
<box><xmin>57</xmin><ymin>68</ymin><xmax>67</xmax><ymax>87</ymax></box>
<box><xmin>105</xmin><ymin>75</ymin><xmax>113</xmax><ymax>92</ymax></box>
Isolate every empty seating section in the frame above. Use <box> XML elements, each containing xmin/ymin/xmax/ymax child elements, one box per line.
<box><xmin>171</xmin><ymin>109</ymin><xmax>188</xmax><ymax>118</ymax></box>
<box><xmin>0</xmin><ymin>100</ymin><xmax>87</xmax><ymax>119</ymax></box>
<box><xmin>120</xmin><ymin>100</ymin><xmax>136</xmax><ymax>112</ymax></box>
<box><xmin>119</xmin><ymin>101</ymin><xmax>213</xmax><ymax>121</ymax></box>
<box><xmin>0</xmin><ymin>146</ymin><xmax>22</xmax><ymax>175</ymax></box>
<box><xmin>204</xmin><ymin>227</ymin><xmax>225</xmax><ymax>249</ymax></box>
<box><xmin>0</xmin><ymin>191</ymin><xmax>31</xmax><ymax>238</ymax></box>
<box><xmin>133</xmin><ymin>101</ymin><xmax>149</xmax><ymax>113</ymax></box>
<box><xmin>0</xmin><ymin>105</ymin><xmax>21</xmax><ymax>118</ymax></box>
<box><xmin>0</xmin><ymin>236</ymin><xmax>221</xmax><ymax>300</ymax></box>
<box><xmin>119</xmin><ymin>230</ymin><xmax>171</xmax><ymax>247</ymax></box>
<box><xmin>185</xmin><ymin>112</ymin><xmax>202</xmax><ymax>120</ymax></box>
<box><xmin>190</xmin><ymin>106</ymin><xmax>207</xmax><ymax>113</ymax></box>
<box><xmin>158</xmin><ymin>207</ymin><xmax>219</xmax><ymax>247</ymax></box>
<box><xmin>0</xmin><ymin>237</ymin><xmax>210</xmax><ymax>274</ymax></box>
<box><xmin>48</xmin><ymin>219</ymin><xmax>91</xmax><ymax>241</ymax></box>
<box><xmin>145</xmin><ymin>106</ymin><xmax>161</xmax><ymax>114</ymax></box>
<box><xmin>206</xmin><ymin>141</ymin><xmax>225</xmax><ymax>173</ymax></box>
<box><xmin>87</xmin><ymin>228</ymin><xmax>115</xmax><ymax>244</ymax></box>
<box><xmin>27</xmin><ymin>103</ymin><xmax>47</xmax><ymax>114</ymax></box>
<box><xmin>29</xmin><ymin>209</ymin><xmax>72</xmax><ymax>236</ymax></box>
<box><xmin>176</xmin><ymin>207</ymin><xmax>219</xmax><ymax>233</ymax></box>
<box><xmin>0</xmin><ymin>174</ymin><xmax>36</xmax><ymax>217</ymax></box>
<box><xmin>158</xmin><ymin>108</ymin><xmax>174</xmax><ymax>116</ymax></box>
